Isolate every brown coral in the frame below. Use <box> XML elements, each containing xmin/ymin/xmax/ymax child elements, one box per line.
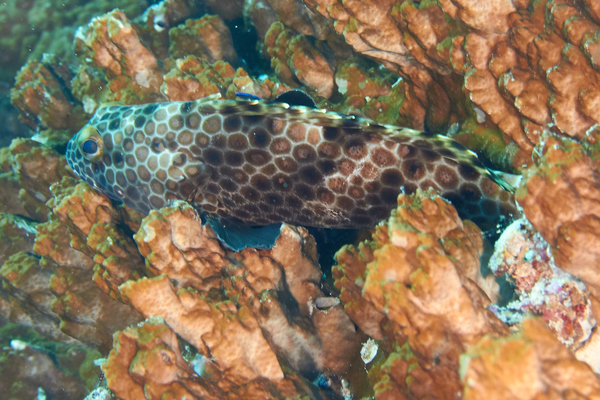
<box><xmin>461</xmin><ymin>317</ymin><xmax>600</xmax><ymax>400</ymax></box>
<box><xmin>295</xmin><ymin>0</ymin><xmax>600</xmax><ymax>170</ymax></box>
<box><xmin>74</xmin><ymin>9</ymin><xmax>165</xmax><ymax>104</ymax></box>
<box><xmin>334</xmin><ymin>189</ymin><xmax>508</xmax><ymax>398</ymax></box>
<box><xmin>0</xmin><ymin>139</ymin><xmax>72</xmax><ymax>221</ymax></box>
<box><xmin>516</xmin><ymin>134</ymin><xmax>600</xmax><ymax>299</ymax></box>
<box><xmin>204</xmin><ymin>0</ymin><xmax>245</xmax><ymax>20</ymax></box>
<box><xmin>0</xmin><ymin>214</ymin><xmax>36</xmax><ymax>267</ymax></box>
<box><xmin>265</xmin><ymin>21</ymin><xmax>335</xmax><ymax>98</ymax></box>
<box><xmin>122</xmin><ymin>201</ymin><xmax>362</xmax><ymax>389</ymax></box>
<box><xmin>10</xmin><ymin>54</ymin><xmax>87</xmax><ymax>145</ymax></box>
<box><xmin>0</xmin><ymin>252</ymin><xmax>76</xmax><ymax>344</ymax></box>
<box><xmin>0</xmin><ymin>339</ymin><xmax>89</xmax><ymax>399</ymax></box>
<box><xmin>169</xmin><ymin>15</ymin><xmax>239</xmax><ymax>64</ymax></box>
<box><xmin>33</xmin><ymin>178</ymin><xmax>143</xmax><ymax>350</ymax></box>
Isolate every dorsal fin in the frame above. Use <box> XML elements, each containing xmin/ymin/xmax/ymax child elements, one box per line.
<box><xmin>273</xmin><ymin>90</ymin><xmax>317</xmax><ymax>109</ymax></box>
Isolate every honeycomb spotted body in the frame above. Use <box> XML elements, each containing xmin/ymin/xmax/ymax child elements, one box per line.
<box><xmin>66</xmin><ymin>96</ymin><xmax>519</xmax><ymax>229</ymax></box>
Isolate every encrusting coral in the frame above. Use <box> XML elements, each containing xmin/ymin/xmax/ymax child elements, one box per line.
<box><xmin>514</xmin><ymin>132</ymin><xmax>600</xmax><ymax>371</ymax></box>
<box><xmin>10</xmin><ymin>54</ymin><xmax>88</xmax><ymax>147</ymax></box>
<box><xmin>264</xmin><ymin>21</ymin><xmax>335</xmax><ymax>98</ymax></box>
<box><xmin>169</xmin><ymin>15</ymin><xmax>239</xmax><ymax>64</ymax></box>
<box><xmin>298</xmin><ymin>0</ymin><xmax>600</xmax><ymax>171</ymax></box>
<box><xmin>489</xmin><ymin>217</ymin><xmax>596</xmax><ymax>351</ymax></box>
<box><xmin>32</xmin><ymin>178</ymin><xmax>144</xmax><ymax>351</ymax></box>
<box><xmin>0</xmin><ymin>0</ymin><xmax>153</xmax><ymax>83</ymax></box>
<box><xmin>4</xmin><ymin>0</ymin><xmax>600</xmax><ymax>398</ymax></box>
<box><xmin>334</xmin><ymin>190</ymin><xmax>509</xmax><ymax>398</ymax></box>
<box><xmin>461</xmin><ymin>317</ymin><xmax>600</xmax><ymax>400</ymax></box>
<box><xmin>516</xmin><ymin>134</ymin><xmax>600</xmax><ymax>298</ymax></box>
<box><xmin>0</xmin><ymin>138</ymin><xmax>73</xmax><ymax>221</ymax></box>
<box><xmin>114</xmin><ymin>202</ymin><xmax>362</xmax><ymax>394</ymax></box>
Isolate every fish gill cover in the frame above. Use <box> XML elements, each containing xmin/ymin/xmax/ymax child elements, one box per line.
<box><xmin>1</xmin><ymin>0</ymin><xmax>600</xmax><ymax>399</ymax></box>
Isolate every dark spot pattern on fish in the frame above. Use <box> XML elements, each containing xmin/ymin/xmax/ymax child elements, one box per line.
<box><xmin>65</xmin><ymin>94</ymin><xmax>520</xmax><ymax>230</ymax></box>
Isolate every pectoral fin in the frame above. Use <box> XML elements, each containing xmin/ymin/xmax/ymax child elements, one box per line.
<box><xmin>204</xmin><ymin>216</ymin><xmax>282</xmax><ymax>251</ymax></box>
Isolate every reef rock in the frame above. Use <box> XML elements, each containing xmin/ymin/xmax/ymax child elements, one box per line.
<box><xmin>115</xmin><ymin>201</ymin><xmax>362</xmax><ymax>392</ymax></box>
<box><xmin>334</xmin><ymin>189</ymin><xmax>508</xmax><ymax>399</ymax></box>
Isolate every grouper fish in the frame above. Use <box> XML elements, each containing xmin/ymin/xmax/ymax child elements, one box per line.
<box><xmin>65</xmin><ymin>91</ymin><xmax>519</xmax><ymax>249</ymax></box>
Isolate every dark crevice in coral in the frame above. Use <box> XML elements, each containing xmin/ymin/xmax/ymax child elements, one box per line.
<box><xmin>307</xmin><ymin>227</ymin><xmax>361</xmax><ymax>278</ymax></box>
<box><xmin>224</xmin><ymin>17</ymin><xmax>269</xmax><ymax>76</ymax></box>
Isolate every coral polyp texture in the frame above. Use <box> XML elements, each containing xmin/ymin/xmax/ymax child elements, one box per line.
<box><xmin>489</xmin><ymin>217</ymin><xmax>596</xmax><ymax>351</ymax></box>
<box><xmin>333</xmin><ymin>190</ymin><xmax>508</xmax><ymax>398</ymax></box>
<box><xmin>4</xmin><ymin>0</ymin><xmax>600</xmax><ymax>398</ymax></box>
<box><xmin>298</xmin><ymin>0</ymin><xmax>600</xmax><ymax>171</ymax></box>
<box><xmin>0</xmin><ymin>0</ymin><xmax>154</xmax><ymax>83</ymax></box>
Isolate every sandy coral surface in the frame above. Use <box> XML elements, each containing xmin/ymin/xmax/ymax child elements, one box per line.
<box><xmin>2</xmin><ymin>0</ymin><xmax>600</xmax><ymax>399</ymax></box>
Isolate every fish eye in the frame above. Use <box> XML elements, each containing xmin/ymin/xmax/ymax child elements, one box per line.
<box><xmin>82</xmin><ymin>139</ymin><xmax>98</xmax><ymax>155</ymax></box>
<box><xmin>77</xmin><ymin>126</ymin><xmax>104</xmax><ymax>161</ymax></box>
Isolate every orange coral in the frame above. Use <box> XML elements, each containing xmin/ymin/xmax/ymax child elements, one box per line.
<box><xmin>161</xmin><ymin>56</ymin><xmax>287</xmax><ymax>101</ymax></box>
<box><xmin>102</xmin><ymin>319</ymin><xmax>225</xmax><ymax>400</ymax></box>
<box><xmin>103</xmin><ymin>318</ymin><xmax>331</xmax><ymax>400</ymax></box>
<box><xmin>516</xmin><ymin>134</ymin><xmax>600</xmax><ymax>299</ymax></box>
<box><xmin>364</xmin><ymin>191</ymin><xmax>507</xmax><ymax>353</ymax></box>
<box><xmin>265</xmin><ymin>21</ymin><xmax>335</xmax><ymax>98</ymax></box>
<box><xmin>169</xmin><ymin>15</ymin><xmax>239</xmax><ymax>64</ymax></box>
<box><xmin>334</xmin><ymin>190</ymin><xmax>508</xmax><ymax>398</ymax></box>
<box><xmin>332</xmin><ymin>59</ymin><xmax>430</xmax><ymax>129</ymax></box>
<box><xmin>10</xmin><ymin>55</ymin><xmax>87</xmax><ymax>146</ymax></box>
<box><xmin>302</xmin><ymin>0</ymin><xmax>452</xmax><ymax>129</ymax></box>
<box><xmin>74</xmin><ymin>9</ymin><xmax>165</xmax><ymax>104</ymax></box>
<box><xmin>298</xmin><ymin>0</ymin><xmax>600</xmax><ymax>170</ymax></box>
<box><xmin>106</xmin><ymin>201</ymin><xmax>363</xmax><ymax>396</ymax></box>
<box><xmin>33</xmin><ymin>178</ymin><xmax>143</xmax><ymax>350</ymax></box>
<box><xmin>121</xmin><ymin>275</ymin><xmax>285</xmax><ymax>384</ymax></box>
<box><xmin>461</xmin><ymin>317</ymin><xmax>600</xmax><ymax>400</ymax></box>
<box><xmin>161</xmin><ymin>56</ymin><xmax>229</xmax><ymax>101</ymax></box>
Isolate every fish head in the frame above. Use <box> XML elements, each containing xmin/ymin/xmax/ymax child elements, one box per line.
<box><xmin>66</xmin><ymin>103</ymin><xmax>211</xmax><ymax>214</ymax></box>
